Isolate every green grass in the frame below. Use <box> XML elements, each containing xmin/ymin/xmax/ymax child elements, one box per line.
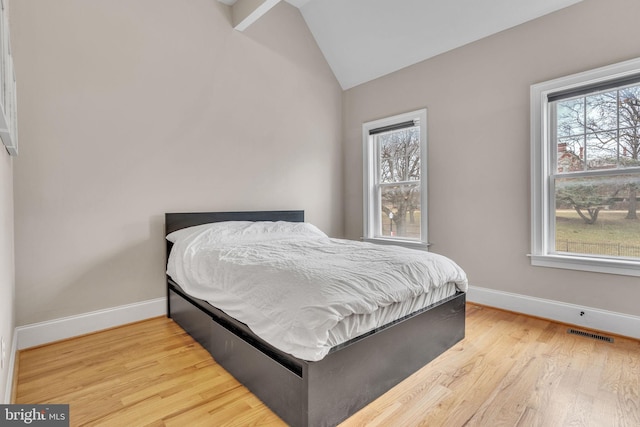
<box><xmin>555</xmin><ymin>210</ymin><xmax>640</xmax><ymax>257</ymax></box>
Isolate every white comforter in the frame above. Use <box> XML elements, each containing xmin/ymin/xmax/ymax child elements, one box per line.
<box><xmin>166</xmin><ymin>221</ymin><xmax>468</xmax><ymax>361</ymax></box>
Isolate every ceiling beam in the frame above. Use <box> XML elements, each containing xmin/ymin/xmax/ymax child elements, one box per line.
<box><xmin>232</xmin><ymin>0</ymin><xmax>281</xmax><ymax>31</ymax></box>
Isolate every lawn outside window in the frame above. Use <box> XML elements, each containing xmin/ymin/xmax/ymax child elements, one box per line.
<box><xmin>363</xmin><ymin>109</ymin><xmax>428</xmax><ymax>249</ymax></box>
<box><xmin>531</xmin><ymin>57</ymin><xmax>640</xmax><ymax>277</ymax></box>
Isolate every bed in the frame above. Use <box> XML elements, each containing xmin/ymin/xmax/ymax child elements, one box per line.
<box><xmin>165</xmin><ymin>210</ymin><xmax>467</xmax><ymax>427</ymax></box>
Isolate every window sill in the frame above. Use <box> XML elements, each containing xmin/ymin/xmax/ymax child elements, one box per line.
<box><xmin>362</xmin><ymin>237</ymin><xmax>431</xmax><ymax>251</ymax></box>
<box><xmin>529</xmin><ymin>253</ymin><xmax>640</xmax><ymax>277</ymax></box>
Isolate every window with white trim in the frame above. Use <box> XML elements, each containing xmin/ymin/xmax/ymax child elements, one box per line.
<box><xmin>531</xmin><ymin>58</ymin><xmax>640</xmax><ymax>276</ymax></box>
<box><xmin>363</xmin><ymin>109</ymin><xmax>428</xmax><ymax>248</ymax></box>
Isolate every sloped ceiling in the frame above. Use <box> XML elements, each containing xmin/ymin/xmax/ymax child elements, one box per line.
<box><xmin>221</xmin><ymin>0</ymin><xmax>584</xmax><ymax>89</ymax></box>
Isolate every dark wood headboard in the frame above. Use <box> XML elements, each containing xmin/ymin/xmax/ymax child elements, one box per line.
<box><xmin>164</xmin><ymin>210</ymin><xmax>305</xmax><ymax>236</ymax></box>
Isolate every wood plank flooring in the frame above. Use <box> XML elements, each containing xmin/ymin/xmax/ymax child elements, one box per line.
<box><xmin>14</xmin><ymin>304</ymin><xmax>640</xmax><ymax>426</ymax></box>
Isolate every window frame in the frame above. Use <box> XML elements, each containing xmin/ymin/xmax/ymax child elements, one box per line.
<box><xmin>362</xmin><ymin>109</ymin><xmax>428</xmax><ymax>249</ymax></box>
<box><xmin>530</xmin><ymin>57</ymin><xmax>640</xmax><ymax>277</ymax></box>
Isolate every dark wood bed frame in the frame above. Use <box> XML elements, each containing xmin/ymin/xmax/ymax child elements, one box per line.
<box><xmin>165</xmin><ymin>210</ymin><xmax>465</xmax><ymax>427</ymax></box>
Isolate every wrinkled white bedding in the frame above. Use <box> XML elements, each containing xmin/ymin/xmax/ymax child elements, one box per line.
<box><xmin>166</xmin><ymin>221</ymin><xmax>468</xmax><ymax>361</ymax></box>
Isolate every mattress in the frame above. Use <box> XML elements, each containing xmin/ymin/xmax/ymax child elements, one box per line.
<box><xmin>166</xmin><ymin>221</ymin><xmax>468</xmax><ymax>361</ymax></box>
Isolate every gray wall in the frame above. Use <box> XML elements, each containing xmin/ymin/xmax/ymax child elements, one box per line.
<box><xmin>11</xmin><ymin>0</ymin><xmax>343</xmax><ymax>325</ymax></box>
<box><xmin>7</xmin><ymin>0</ymin><xmax>640</xmax><ymax>346</ymax></box>
<box><xmin>342</xmin><ymin>0</ymin><xmax>640</xmax><ymax>316</ymax></box>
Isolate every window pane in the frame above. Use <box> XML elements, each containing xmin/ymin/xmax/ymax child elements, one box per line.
<box><xmin>379</xmin><ymin>184</ymin><xmax>421</xmax><ymax>239</ymax></box>
<box><xmin>619</xmin><ymin>85</ymin><xmax>640</xmax><ymax>127</ymax></box>
<box><xmin>557</xmin><ymin>98</ymin><xmax>584</xmax><ymax>138</ymax></box>
<box><xmin>378</xmin><ymin>127</ymin><xmax>420</xmax><ymax>183</ymax></box>
<box><xmin>619</xmin><ymin>85</ymin><xmax>640</xmax><ymax>169</ymax></box>
<box><xmin>620</xmin><ymin>126</ymin><xmax>640</xmax><ymax>167</ymax></box>
<box><xmin>557</xmin><ymin>136</ymin><xmax>584</xmax><ymax>173</ymax></box>
<box><xmin>585</xmin><ymin>91</ymin><xmax>617</xmax><ymax>132</ymax></box>
<box><xmin>586</xmin><ymin>131</ymin><xmax>617</xmax><ymax>170</ymax></box>
<box><xmin>555</xmin><ymin>173</ymin><xmax>640</xmax><ymax>259</ymax></box>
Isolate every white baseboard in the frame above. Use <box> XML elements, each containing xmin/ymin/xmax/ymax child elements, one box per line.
<box><xmin>7</xmin><ymin>289</ymin><xmax>638</xmax><ymax>400</ymax></box>
<box><xmin>16</xmin><ymin>298</ymin><xmax>167</xmax><ymax>350</ymax></box>
<box><xmin>467</xmin><ymin>285</ymin><xmax>640</xmax><ymax>340</ymax></box>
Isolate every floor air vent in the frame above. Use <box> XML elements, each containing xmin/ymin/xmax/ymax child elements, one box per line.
<box><xmin>567</xmin><ymin>328</ymin><xmax>614</xmax><ymax>343</ymax></box>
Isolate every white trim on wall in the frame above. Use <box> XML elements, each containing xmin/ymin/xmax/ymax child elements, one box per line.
<box><xmin>529</xmin><ymin>56</ymin><xmax>640</xmax><ymax>278</ymax></box>
<box><xmin>467</xmin><ymin>285</ymin><xmax>640</xmax><ymax>340</ymax></box>
<box><xmin>15</xmin><ymin>298</ymin><xmax>166</xmax><ymax>350</ymax></box>
<box><xmin>362</xmin><ymin>108</ymin><xmax>429</xmax><ymax>248</ymax></box>
<box><xmin>3</xmin><ymin>332</ymin><xmax>17</xmax><ymax>404</ymax></box>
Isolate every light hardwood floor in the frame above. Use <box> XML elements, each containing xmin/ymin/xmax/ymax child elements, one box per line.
<box><xmin>14</xmin><ymin>304</ymin><xmax>640</xmax><ymax>426</ymax></box>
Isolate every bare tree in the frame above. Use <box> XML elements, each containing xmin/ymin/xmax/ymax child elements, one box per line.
<box><xmin>619</xmin><ymin>89</ymin><xmax>640</xmax><ymax>219</ymax></box>
<box><xmin>557</xmin><ymin>84</ymin><xmax>640</xmax><ymax>220</ymax></box>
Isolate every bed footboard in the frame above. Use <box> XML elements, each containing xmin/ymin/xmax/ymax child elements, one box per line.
<box><xmin>168</xmin><ymin>281</ymin><xmax>465</xmax><ymax>427</ymax></box>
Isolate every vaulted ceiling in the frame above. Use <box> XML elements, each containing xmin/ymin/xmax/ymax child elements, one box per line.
<box><xmin>220</xmin><ymin>0</ymin><xmax>583</xmax><ymax>89</ymax></box>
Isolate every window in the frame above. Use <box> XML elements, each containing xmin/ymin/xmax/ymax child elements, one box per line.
<box><xmin>363</xmin><ymin>109</ymin><xmax>428</xmax><ymax>248</ymax></box>
<box><xmin>531</xmin><ymin>58</ymin><xmax>640</xmax><ymax>276</ymax></box>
